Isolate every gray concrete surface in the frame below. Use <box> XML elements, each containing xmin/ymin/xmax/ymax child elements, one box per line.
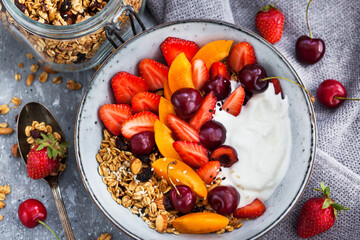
<box><xmin>0</xmin><ymin>7</ymin><xmax>156</xmax><ymax>240</ymax></box>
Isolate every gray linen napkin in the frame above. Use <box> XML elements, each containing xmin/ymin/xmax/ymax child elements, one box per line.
<box><xmin>147</xmin><ymin>0</ymin><xmax>360</xmax><ymax>238</ymax></box>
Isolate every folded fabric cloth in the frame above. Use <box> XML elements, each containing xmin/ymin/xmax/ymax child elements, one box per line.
<box><xmin>147</xmin><ymin>0</ymin><xmax>360</xmax><ymax>238</ymax></box>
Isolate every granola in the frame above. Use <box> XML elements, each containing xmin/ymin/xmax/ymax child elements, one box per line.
<box><xmin>96</xmin><ymin>129</ymin><xmax>243</xmax><ymax>235</ymax></box>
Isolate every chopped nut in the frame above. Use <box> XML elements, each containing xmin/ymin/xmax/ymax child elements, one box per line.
<box><xmin>130</xmin><ymin>158</ymin><xmax>142</xmax><ymax>175</ymax></box>
<box><xmin>0</xmin><ymin>128</ymin><xmax>14</xmax><ymax>135</ymax></box>
<box><xmin>11</xmin><ymin>143</ymin><xmax>20</xmax><ymax>158</ymax></box>
<box><xmin>0</xmin><ymin>123</ymin><xmax>8</xmax><ymax>128</ymax></box>
<box><xmin>52</xmin><ymin>76</ymin><xmax>62</xmax><ymax>84</ymax></box>
<box><xmin>38</xmin><ymin>71</ymin><xmax>48</xmax><ymax>83</ymax></box>
<box><xmin>66</xmin><ymin>80</ymin><xmax>82</xmax><ymax>90</ymax></box>
<box><xmin>18</xmin><ymin>62</ymin><xmax>24</xmax><ymax>68</ymax></box>
<box><xmin>0</xmin><ymin>193</ymin><xmax>5</xmax><ymax>201</ymax></box>
<box><xmin>15</xmin><ymin>73</ymin><xmax>22</xmax><ymax>81</ymax></box>
<box><xmin>0</xmin><ymin>202</ymin><xmax>5</xmax><ymax>209</ymax></box>
<box><xmin>75</xmin><ymin>83</ymin><xmax>82</xmax><ymax>90</ymax></box>
<box><xmin>42</xmin><ymin>66</ymin><xmax>58</xmax><ymax>74</ymax></box>
<box><xmin>30</xmin><ymin>64</ymin><xmax>39</xmax><ymax>73</ymax></box>
<box><xmin>26</xmin><ymin>73</ymin><xmax>34</xmax><ymax>86</ymax></box>
<box><xmin>97</xmin><ymin>233</ymin><xmax>111</xmax><ymax>240</ymax></box>
<box><xmin>2</xmin><ymin>185</ymin><xmax>10</xmax><ymax>195</ymax></box>
<box><xmin>155</xmin><ymin>214</ymin><xmax>168</xmax><ymax>233</ymax></box>
<box><xmin>11</xmin><ymin>97</ymin><xmax>21</xmax><ymax>106</ymax></box>
<box><xmin>0</xmin><ymin>104</ymin><xmax>11</xmax><ymax>115</ymax></box>
<box><xmin>26</xmin><ymin>53</ymin><xmax>34</xmax><ymax>59</ymax></box>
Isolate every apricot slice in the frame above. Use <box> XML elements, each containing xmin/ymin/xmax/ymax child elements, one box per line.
<box><xmin>192</xmin><ymin>40</ymin><xmax>233</xmax><ymax>69</ymax></box>
<box><xmin>152</xmin><ymin>158</ymin><xmax>207</xmax><ymax>198</ymax></box>
<box><xmin>158</xmin><ymin>97</ymin><xmax>176</xmax><ymax>127</ymax></box>
<box><xmin>172</xmin><ymin>212</ymin><xmax>229</xmax><ymax>234</ymax></box>
<box><xmin>163</xmin><ymin>77</ymin><xmax>172</xmax><ymax>100</ymax></box>
<box><xmin>154</xmin><ymin>120</ymin><xmax>181</xmax><ymax>160</ymax></box>
<box><xmin>168</xmin><ymin>53</ymin><xmax>194</xmax><ymax>93</ymax></box>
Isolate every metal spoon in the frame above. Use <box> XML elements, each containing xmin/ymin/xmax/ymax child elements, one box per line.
<box><xmin>17</xmin><ymin>102</ymin><xmax>75</xmax><ymax>240</ymax></box>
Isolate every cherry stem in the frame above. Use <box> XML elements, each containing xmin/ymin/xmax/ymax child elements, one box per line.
<box><xmin>166</xmin><ymin>161</ymin><xmax>181</xmax><ymax>197</ymax></box>
<box><xmin>260</xmin><ymin>77</ymin><xmax>315</xmax><ymax>103</ymax></box>
<box><xmin>334</xmin><ymin>96</ymin><xmax>360</xmax><ymax>101</ymax></box>
<box><xmin>306</xmin><ymin>0</ymin><xmax>313</xmax><ymax>38</ymax></box>
<box><xmin>37</xmin><ymin>220</ymin><xmax>59</xmax><ymax>240</ymax></box>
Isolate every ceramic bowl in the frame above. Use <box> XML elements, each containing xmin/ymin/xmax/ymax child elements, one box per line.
<box><xmin>75</xmin><ymin>19</ymin><xmax>316</xmax><ymax>239</ymax></box>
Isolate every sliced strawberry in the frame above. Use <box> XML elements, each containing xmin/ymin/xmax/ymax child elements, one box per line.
<box><xmin>196</xmin><ymin>161</ymin><xmax>221</xmax><ymax>184</ymax></box>
<box><xmin>228</xmin><ymin>42</ymin><xmax>257</xmax><ymax>73</ymax></box>
<box><xmin>189</xmin><ymin>91</ymin><xmax>217</xmax><ymax>131</ymax></box>
<box><xmin>99</xmin><ymin>104</ymin><xmax>132</xmax><ymax>136</ymax></box>
<box><xmin>167</xmin><ymin>114</ymin><xmax>200</xmax><ymax>142</ymax></box>
<box><xmin>160</xmin><ymin>37</ymin><xmax>199</xmax><ymax>66</ymax></box>
<box><xmin>111</xmin><ymin>72</ymin><xmax>149</xmax><ymax>105</ymax></box>
<box><xmin>173</xmin><ymin>141</ymin><xmax>209</xmax><ymax>168</ymax></box>
<box><xmin>132</xmin><ymin>92</ymin><xmax>161</xmax><ymax>114</ymax></box>
<box><xmin>121</xmin><ymin>111</ymin><xmax>159</xmax><ymax>139</ymax></box>
<box><xmin>222</xmin><ymin>86</ymin><xmax>245</xmax><ymax>116</ymax></box>
<box><xmin>139</xmin><ymin>59</ymin><xmax>169</xmax><ymax>92</ymax></box>
<box><xmin>191</xmin><ymin>58</ymin><xmax>209</xmax><ymax>90</ymax></box>
<box><xmin>271</xmin><ymin>78</ymin><xmax>283</xmax><ymax>95</ymax></box>
<box><xmin>233</xmin><ymin>198</ymin><xmax>266</xmax><ymax>219</ymax></box>
<box><xmin>209</xmin><ymin>62</ymin><xmax>230</xmax><ymax>80</ymax></box>
<box><xmin>210</xmin><ymin>145</ymin><xmax>238</xmax><ymax>167</ymax></box>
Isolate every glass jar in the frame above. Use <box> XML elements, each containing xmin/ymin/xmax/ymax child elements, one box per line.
<box><xmin>0</xmin><ymin>0</ymin><xmax>145</xmax><ymax>72</ymax></box>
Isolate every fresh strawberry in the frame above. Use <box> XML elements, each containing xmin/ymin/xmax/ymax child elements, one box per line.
<box><xmin>167</xmin><ymin>114</ymin><xmax>200</xmax><ymax>142</ymax></box>
<box><xmin>222</xmin><ymin>86</ymin><xmax>245</xmax><ymax>116</ymax></box>
<box><xmin>132</xmin><ymin>92</ymin><xmax>161</xmax><ymax>114</ymax></box>
<box><xmin>189</xmin><ymin>91</ymin><xmax>217</xmax><ymax>131</ymax></box>
<box><xmin>271</xmin><ymin>78</ymin><xmax>283</xmax><ymax>95</ymax></box>
<box><xmin>26</xmin><ymin>133</ymin><xmax>69</xmax><ymax>180</ymax></box>
<box><xmin>255</xmin><ymin>4</ymin><xmax>284</xmax><ymax>44</ymax></box>
<box><xmin>297</xmin><ymin>182</ymin><xmax>349</xmax><ymax>238</ymax></box>
<box><xmin>160</xmin><ymin>37</ymin><xmax>199</xmax><ymax>66</ymax></box>
<box><xmin>209</xmin><ymin>62</ymin><xmax>230</xmax><ymax>80</ymax></box>
<box><xmin>228</xmin><ymin>42</ymin><xmax>257</xmax><ymax>73</ymax></box>
<box><xmin>191</xmin><ymin>58</ymin><xmax>209</xmax><ymax>90</ymax></box>
<box><xmin>111</xmin><ymin>71</ymin><xmax>149</xmax><ymax>105</ymax></box>
<box><xmin>139</xmin><ymin>59</ymin><xmax>169</xmax><ymax>91</ymax></box>
<box><xmin>99</xmin><ymin>104</ymin><xmax>132</xmax><ymax>135</ymax></box>
<box><xmin>196</xmin><ymin>161</ymin><xmax>221</xmax><ymax>184</ymax></box>
<box><xmin>233</xmin><ymin>198</ymin><xmax>266</xmax><ymax>219</ymax></box>
<box><xmin>173</xmin><ymin>141</ymin><xmax>209</xmax><ymax>168</ymax></box>
<box><xmin>121</xmin><ymin>111</ymin><xmax>159</xmax><ymax>139</ymax></box>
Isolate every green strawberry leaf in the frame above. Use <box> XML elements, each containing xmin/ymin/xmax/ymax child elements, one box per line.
<box><xmin>332</xmin><ymin>203</ymin><xmax>350</xmax><ymax>211</ymax></box>
<box><xmin>322</xmin><ymin>199</ymin><xmax>332</xmax><ymax>209</ymax></box>
<box><xmin>49</xmin><ymin>133</ymin><xmax>56</xmax><ymax>142</ymax></box>
<box><xmin>36</xmin><ymin>144</ymin><xmax>45</xmax><ymax>151</ymax></box>
<box><xmin>334</xmin><ymin>209</ymin><xmax>338</xmax><ymax>219</ymax></box>
<box><xmin>47</xmin><ymin>147</ymin><xmax>53</xmax><ymax>159</ymax></box>
<box><xmin>320</xmin><ymin>182</ymin><xmax>325</xmax><ymax>191</ymax></box>
<box><xmin>41</xmin><ymin>133</ymin><xmax>48</xmax><ymax>139</ymax></box>
<box><xmin>324</xmin><ymin>186</ymin><xmax>330</xmax><ymax>198</ymax></box>
<box><xmin>52</xmin><ymin>148</ymin><xmax>58</xmax><ymax>160</ymax></box>
<box><xmin>60</xmin><ymin>141</ymin><xmax>70</xmax><ymax>149</ymax></box>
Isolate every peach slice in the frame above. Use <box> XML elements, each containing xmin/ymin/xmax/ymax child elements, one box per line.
<box><xmin>192</xmin><ymin>40</ymin><xmax>233</xmax><ymax>69</ymax></box>
<box><xmin>172</xmin><ymin>212</ymin><xmax>229</xmax><ymax>234</ymax></box>
<box><xmin>152</xmin><ymin>158</ymin><xmax>207</xmax><ymax>198</ymax></box>
<box><xmin>163</xmin><ymin>77</ymin><xmax>172</xmax><ymax>100</ymax></box>
<box><xmin>168</xmin><ymin>52</ymin><xmax>194</xmax><ymax>93</ymax></box>
<box><xmin>154</xmin><ymin>120</ymin><xmax>181</xmax><ymax>160</ymax></box>
<box><xmin>158</xmin><ymin>97</ymin><xmax>176</xmax><ymax>127</ymax></box>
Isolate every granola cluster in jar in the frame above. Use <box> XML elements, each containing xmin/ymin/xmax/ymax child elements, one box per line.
<box><xmin>0</xmin><ymin>0</ymin><xmax>142</xmax><ymax>65</ymax></box>
<box><xmin>96</xmin><ymin>129</ymin><xmax>243</xmax><ymax>235</ymax></box>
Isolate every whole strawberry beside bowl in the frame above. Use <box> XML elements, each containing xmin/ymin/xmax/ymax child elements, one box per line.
<box><xmin>297</xmin><ymin>182</ymin><xmax>349</xmax><ymax>238</ymax></box>
<box><xmin>255</xmin><ymin>4</ymin><xmax>284</xmax><ymax>44</ymax></box>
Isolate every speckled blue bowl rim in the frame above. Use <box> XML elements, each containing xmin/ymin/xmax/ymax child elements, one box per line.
<box><xmin>75</xmin><ymin>19</ymin><xmax>317</xmax><ymax>240</ymax></box>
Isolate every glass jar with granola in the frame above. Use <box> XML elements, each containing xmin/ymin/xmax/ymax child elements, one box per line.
<box><xmin>0</xmin><ymin>0</ymin><xmax>144</xmax><ymax>72</ymax></box>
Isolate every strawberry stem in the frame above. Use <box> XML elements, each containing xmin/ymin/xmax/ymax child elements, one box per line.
<box><xmin>306</xmin><ymin>0</ymin><xmax>313</xmax><ymax>38</ymax></box>
<box><xmin>260</xmin><ymin>76</ymin><xmax>315</xmax><ymax>103</ymax></box>
<box><xmin>37</xmin><ymin>220</ymin><xmax>59</xmax><ymax>240</ymax></box>
<box><xmin>334</xmin><ymin>96</ymin><xmax>360</xmax><ymax>101</ymax></box>
<box><xmin>166</xmin><ymin>161</ymin><xmax>181</xmax><ymax>197</ymax></box>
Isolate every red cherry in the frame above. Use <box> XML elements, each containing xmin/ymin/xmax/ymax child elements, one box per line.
<box><xmin>18</xmin><ymin>199</ymin><xmax>59</xmax><ymax>239</ymax></box>
<box><xmin>18</xmin><ymin>199</ymin><xmax>47</xmax><ymax>228</ymax></box>
<box><xmin>170</xmin><ymin>185</ymin><xmax>196</xmax><ymax>213</ymax></box>
<box><xmin>317</xmin><ymin>79</ymin><xmax>346</xmax><ymax>108</ymax></box>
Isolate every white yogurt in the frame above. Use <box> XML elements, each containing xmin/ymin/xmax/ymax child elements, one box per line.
<box><xmin>213</xmin><ymin>83</ymin><xmax>291</xmax><ymax>208</ymax></box>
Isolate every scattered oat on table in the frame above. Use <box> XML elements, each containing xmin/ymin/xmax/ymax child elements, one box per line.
<box><xmin>30</xmin><ymin>64</ymin><xmax>39</xmax><ymax>73</ymax></box>
<box><xmin>15</xmin><ymin>73</ymin><xmax>22</xmax><ymax>81</ymax></box>
<box><xmin>0</xmin><ymin>104</ymin><xmax>11</xmax><ymax>115</ymax></box>
<box><xmin>26</xmin><ymin>53</ymin><xmax>34</xmax><ymax>59</ymax></box>
<box><xmin>52</xmin><ymin>76</ymin><xmax>62</xmax><ymax>84</ymax></box>
<box><xmin>26</xmin><ymin>73</ymin><xmax>34</xmax><ymax>86</ymax></box>
<box><xmin>18</xmin><ymin>62</ymin><xmax>24</xmax><ymax>68</ymax></box>
<box><xmin>11</xmin><ymin>97</ymin><xmax>21</xmax><ymax>106</ymax></box>
<box><xmin>97</xmin><ymin>233</ymin><xmax>111</xmax><ymax>240</ymax></box>
<box><xmin>38</xmin><ymin>71</ymin><xmax>48</xmax><ymax>83</ymax></box>
<box><xmin>0</xmin><ymin>185</ymin><xmax>11</xmax><ymax>222</ymax></box>
<box><xmin>0</xmin><ymin>123</ymin><xmax>8</xmax><ymax>128</ymax></box>
<box><xmin>67</xmin><ymin>80</ymin><xmax>82</xmax><ymax>90</ymax></box>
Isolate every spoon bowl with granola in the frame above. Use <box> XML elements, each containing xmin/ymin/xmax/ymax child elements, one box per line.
<box><xmin>17</xmin><ymin>102</ymin><xmax>75</xmax><ymax>239</ymax></box>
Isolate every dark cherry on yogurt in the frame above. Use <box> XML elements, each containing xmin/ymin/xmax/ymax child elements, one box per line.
<box><xmin>238</xmin><ymin>63</ymin><xmax>268</xmax><ymax>93</ymax></box>
<box><xmin>295</xmin><ymin>0</ymin><xmax>325</xmax><ymax>64</ymax></box>
<box><xmin>130</xmin><ymin>131</ymin><xmax>155</xmax><ymax>155</ymax></box>
<box><xmin>171</xmin><ymin>88</ymin><xmax>203</xmax><ymax>119</ymax></box>
<box><xmin>199</xmin><ymin>121</ymin><xmax>226</xmax><ymax>150</ymax></box>
<box><xmin>202</xmin><ymin>75</ymin><xmax>231</xmax><ymax>100</ymax></box>
<box><xmin>208</xmin><ymin>186</ymin><xmax>240</xmax><ymax>215</ymax></box>
<box><xmin>210</xmin><ymin>145</ymin><xmax>239</xmax><ymax>167</ymax></box>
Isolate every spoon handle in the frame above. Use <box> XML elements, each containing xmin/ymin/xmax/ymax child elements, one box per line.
<box><xmin>51</xmin><ymin>184</ymin><xmax>75</xmax><ymax>240</ymax></box>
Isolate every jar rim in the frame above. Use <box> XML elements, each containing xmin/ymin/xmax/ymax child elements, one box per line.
<box><xmin>3</xmin><ymin>0</ymin><xmax>142</xmax><ymax>39</ymax></box>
